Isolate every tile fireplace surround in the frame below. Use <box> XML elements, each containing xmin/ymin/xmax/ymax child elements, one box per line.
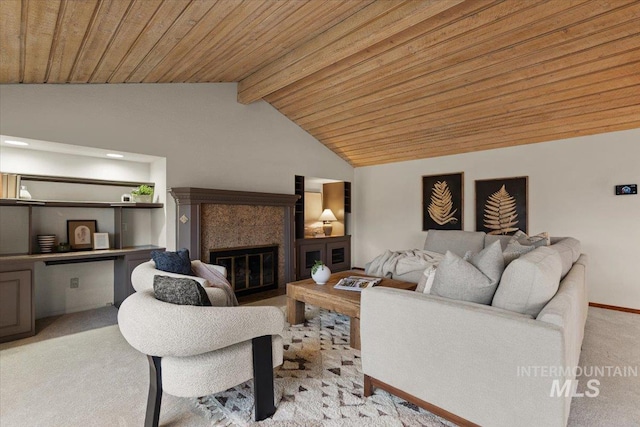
<box><xmin>169</xmin><ymin>187</ymin><xmax>300</xmax><ymax>288</ymax></box>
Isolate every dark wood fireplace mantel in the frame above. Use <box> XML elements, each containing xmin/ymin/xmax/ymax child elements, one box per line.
<box><xmin>170</xmin><ymin>187</ymin><xmax>300</xmax><ymax>207</ymax></box>
<box><xmin>169</xmin><ymin>187</ymin><xmax>300</xmax><ymax>284</ymax></box>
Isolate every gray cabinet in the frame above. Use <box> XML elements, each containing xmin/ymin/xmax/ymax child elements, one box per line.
<box><xmin>0</xmin><ymin>269</ymin><xmax>33</xmax><ymax>342</ymax></box>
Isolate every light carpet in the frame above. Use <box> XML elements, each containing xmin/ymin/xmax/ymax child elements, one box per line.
<box><xmin>196</xmin><ymin>307</ymin><xmax>453</xmax><ymax>426</ymax></box>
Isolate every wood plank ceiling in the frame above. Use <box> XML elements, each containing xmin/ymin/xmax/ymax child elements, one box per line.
<box><xmin>1</xmin><ymin>0</ymin><xmax>638</xmax><ymax>167</ymax></box>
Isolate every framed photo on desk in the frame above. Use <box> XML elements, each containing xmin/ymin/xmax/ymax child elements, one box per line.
<box><xmin>67</xmin><ymin>220</ymin><xmax>97</xmax><ymax>250</ymax></box>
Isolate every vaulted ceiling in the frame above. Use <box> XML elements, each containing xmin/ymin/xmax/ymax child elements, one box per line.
<box><xmin>1</xmin><ymin>0</ymin><xmax>639</xmax><ymax>167</ymax></box>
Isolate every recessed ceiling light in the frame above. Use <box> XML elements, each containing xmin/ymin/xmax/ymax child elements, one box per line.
<box><xmin>107</xmin><ymin>153</ymin><xmax>124</xmax><ymax>158</ymax></box>
<box><xmin>5</xmin><ymin>140</ymin><xmax>29</xmax><ymax>146</ymax></box>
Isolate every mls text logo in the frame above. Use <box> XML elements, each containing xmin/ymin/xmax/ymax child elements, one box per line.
<box><xmin>550</xmin><ymin>379</ymin><xmax>600</xmax><ymax>398</ymax></box>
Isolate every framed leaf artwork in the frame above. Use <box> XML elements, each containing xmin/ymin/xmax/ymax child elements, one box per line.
<box><xmin>422</xmin><ymin>172</ymin><xmax>463</xmax><ymax>231</ymax></box>
<box><xmin>475</xmin><ymin>176</ymin><xmax>528</xmax><ymax>235</ymax></box>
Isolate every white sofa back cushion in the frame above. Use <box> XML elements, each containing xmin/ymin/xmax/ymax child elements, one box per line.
<box><xmin>549</xmin><ymin>237</ymin><xmax>581</xmax><ymax>278</ymax></box>
<box><xmin>424</xmin><ymin>230</ymin><xmax>485</xmax><ymax>257</ymax></box>
<box><xmin>492</xmin><ymin>246</ymin><xmax>562</xmax><ymax>317</ymax></box>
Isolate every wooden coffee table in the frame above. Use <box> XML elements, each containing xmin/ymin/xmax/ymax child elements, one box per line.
<box><xmin>286</xmin><ymin>270</ymin><xmax>416</xmax><ymax>350</ymax></box>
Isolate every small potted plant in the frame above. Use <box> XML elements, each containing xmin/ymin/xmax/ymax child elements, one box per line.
<box><xmin>311</xmin><ymin>260</ymin><xmax>331</xmax><ymax>285</ymax></box>
<box><xmin>131</xmin><ymin>184</ymin><xmax>154</xmax><ymax>203</ymax></box>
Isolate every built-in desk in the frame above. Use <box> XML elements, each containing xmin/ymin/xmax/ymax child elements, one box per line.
<box><xmin>0</xmin><ymin>246</ymin><xmax>164</xmax><ymax>343</ymax></box>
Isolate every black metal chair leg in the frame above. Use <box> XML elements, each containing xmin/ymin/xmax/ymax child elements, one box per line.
<box><xmin>252</xmin><ymin>335</ymin><xmax>276</xmax><ymax>421</ymax></box>
<box><xmin>145</xmin><ymin>355</ymin><xmax>162</xmax><ymax>427</ymax></box>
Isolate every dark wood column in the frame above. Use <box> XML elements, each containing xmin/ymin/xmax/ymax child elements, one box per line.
<box><xmin>168</xmin><ymin>187</ymin><xmax>300</xmax><ymax>284</ymax></box>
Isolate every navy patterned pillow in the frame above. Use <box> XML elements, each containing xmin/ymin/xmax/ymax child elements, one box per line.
<box><xmin>153</xmin><ymin>275</ymin><xmax>212</xmax><ymax>306</ymax></box>
<box><xmin>151</xmin><ymin>248</ymin><xmax>191</xmax><ymax>275</ymax></box>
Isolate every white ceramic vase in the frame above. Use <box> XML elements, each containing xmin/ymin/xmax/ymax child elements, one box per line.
<box><xmin>311</xmin><ymin>264</ymin><xmax>331</xmax><ymax>285</ymax></box>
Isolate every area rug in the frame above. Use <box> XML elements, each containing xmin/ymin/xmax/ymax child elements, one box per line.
<box><xmin>196</xmin><ymin>307</ymin><xmax>453</xmax><ymax>426</ymax></box>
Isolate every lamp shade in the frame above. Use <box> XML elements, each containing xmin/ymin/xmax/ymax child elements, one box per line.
<box><xmin>318</xmin><ymin>208</ymin><xmax>337</xmax><ymax>222</ymax></box>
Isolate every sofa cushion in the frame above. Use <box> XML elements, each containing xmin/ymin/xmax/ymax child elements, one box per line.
<box><xmin>153</xmin><ymin>275</ymin><xmax>212</xmax><ymax>306</ymax></box>
<box><xmin>492</xmin><ymin>246</ymin><xmax>562</xmax><ymax>317</ymax></box>
<box><xmin>424</xmin><ymin>230</ymin><xmax>486</xmax><ymax>257</ymax></box>
<box><xmin>549</xmin><ymin>237</ymin><xmax>581</xmax><ymax>278</ymax></box>
<box><xmin>430</xmin><ymin>241</ymin><xmax>504</xmax><ymax>304</ymax></box>
<box><xmin>151</xmin><ymin>248</ymin><xmax>192</xmax><ymax>275</ymax></box>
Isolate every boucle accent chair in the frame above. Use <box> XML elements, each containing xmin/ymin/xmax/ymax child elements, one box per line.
<box><xmin>118</xmin><ymin>262</ymin><xmax>285</xmax><ymax>427</ymax></box>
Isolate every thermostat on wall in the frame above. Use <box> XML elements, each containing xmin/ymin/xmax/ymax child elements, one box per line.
<box><xmin>615</xmin><ymin>184</ymin><xmax>637</xmax><ymax>195</ymax></box>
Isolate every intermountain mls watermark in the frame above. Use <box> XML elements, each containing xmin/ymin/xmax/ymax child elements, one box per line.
<box><xmin>517</xmin><ymin>365</ymin><xmax>638</xmax><ymax>398</ymax></box>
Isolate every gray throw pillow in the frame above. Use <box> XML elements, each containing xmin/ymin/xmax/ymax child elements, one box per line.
<box><xmin>502</xmin><ymin>239</ymin><xmax>536</xmax><ymax>266</ymax></box>
<box><xmin>430</xmin><ymin>240</ymin><xmax>504</xmax><ymax>305</ymax></box>
<box><xmin>151</xmin><ymin>248</ymin><xmax>192</xmax><ymax>275</ymax></box>
<box><xmin>153</xmin><ymin>275</ymin><xmax>212</xmax><ymax>306</ymax></box>
<box><xmin>492</xmin><ymin>246</ymin><xmax>562</xmax><ymax>317</ymax></box>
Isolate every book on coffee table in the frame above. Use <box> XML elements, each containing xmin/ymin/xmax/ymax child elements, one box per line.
<box><xmin>333</xmin><ymin>276</ymin><xmax>382</xmax><ymax>291</ymax></box>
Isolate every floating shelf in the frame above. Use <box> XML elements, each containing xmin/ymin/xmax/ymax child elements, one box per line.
<box><xmin>0</xmin><ymin>199</ymin><xmax>163</xmax><ymax>208</ymax></box>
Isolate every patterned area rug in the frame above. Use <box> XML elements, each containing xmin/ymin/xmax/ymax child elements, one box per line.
<box><xmin>196</xmin><ymin>307</ymin><xmax>453</xmax><ymax>426</ymax></box>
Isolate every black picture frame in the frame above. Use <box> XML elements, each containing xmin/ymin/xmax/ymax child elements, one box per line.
<box><xmin>67</xmin><ymin>220</ymin><xmax>97</xmax><ymax>251</ymax></box>
<box><xmin>475</xmin><ymin>176</ymin><xmax>528</xmax><ymax>235</ymax></box>
<box><xmin>422</xmin><ymin>172</ymin><xmax>464</xmax><ymax>231</ymax></box>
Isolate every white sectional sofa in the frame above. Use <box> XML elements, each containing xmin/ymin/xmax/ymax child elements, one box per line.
<box><xmin>360</xmin><ymin>230</ymin><xmax>588</xmax><ymax>427</ymax></box>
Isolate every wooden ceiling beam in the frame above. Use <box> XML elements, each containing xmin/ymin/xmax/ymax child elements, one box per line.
<box><xmin>236</xmin><ymin>0</ymin><xmax>465</xmax><ymax>104</ymax></box>
<box><xmin>265</xmin><ymin>0</ymin><xmax>500</xmax><ymax>106</ymax></box>
<box><xmin>200</xmin><ymin>1</ymin><xmax>371</xmax><ymax>82</ymax></box>
<box><xmin>190</xmin><ymin>0</ymin><xmax>314</xmax><ymax>82</ymax></box>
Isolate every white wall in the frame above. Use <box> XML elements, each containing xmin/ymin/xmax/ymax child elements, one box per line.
<box><xmin>0</xmin><ymin>83</ymin><xmax>353</xmax><ymax>317</ymax></box>
<box><xmin>0</xmin><ymin>83</ymin><xmax>354</xmax><ymax>250</ymax></box>
<box><xmin>354</xmin><ymin>129</ymin><xmax>640</xmax><ymax>310</ymax></box>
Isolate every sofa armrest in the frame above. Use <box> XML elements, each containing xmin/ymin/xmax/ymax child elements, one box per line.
<box><xmin>361</xmin><ymin>287</ymin><xmax>570</xmax><ymax>427</ymax></box>
<box><xmin>118</xmin><ymin>290</ymin><xmax>285</xmax><ymax>357</ymax></box>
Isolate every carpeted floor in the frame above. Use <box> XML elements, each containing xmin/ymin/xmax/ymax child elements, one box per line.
<box><xmin>197</xmin><ymin>307</ymin><xmax>454</xmax><ymax>426</ymax></box>
<box><xmin>0</xmin><ymin>305</ymin><xmax>639</xmax><ymax>426</ymax></box>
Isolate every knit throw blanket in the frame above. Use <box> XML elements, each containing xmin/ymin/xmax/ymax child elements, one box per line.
<box><xmin>191</xmin><ymin>260</ymin><xmax>238</xmax><ymax>306</ymax></box>
<box><xmin>365</xmin><ymin>249</ymin><xmax>443</xmax><ymax>278</ymax></box>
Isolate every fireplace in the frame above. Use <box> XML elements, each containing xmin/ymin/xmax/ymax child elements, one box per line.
<box><xmin>169</xmin><ymin>187</ymin><xmax>300</xmax><ymax>294</ymax></box>
<box><xmin>210</xmin><ymin>245</ymin><xmax>278</xmax><ymax>296</ymax></box>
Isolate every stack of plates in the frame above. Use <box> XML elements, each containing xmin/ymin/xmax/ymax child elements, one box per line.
<box><xmin>37</xmin><ymin>234</ymin><xmax>57</xmax><ymax>253</ymax></box>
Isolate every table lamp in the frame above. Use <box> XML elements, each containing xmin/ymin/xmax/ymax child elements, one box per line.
<box><xmin>318</xmin><ymin>208</ymin><xmax>337</xmax><ymax>236</ymax></box>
